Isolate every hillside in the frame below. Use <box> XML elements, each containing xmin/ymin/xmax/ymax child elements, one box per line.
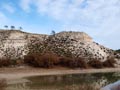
<box><xmin>0</xmin><ymin>29</ymin><xmax>120</xmax><ymax>66</ymax></box>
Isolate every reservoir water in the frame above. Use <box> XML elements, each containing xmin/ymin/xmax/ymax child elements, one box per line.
<box><xmin>5</xmin><ymin>72</ymin><xmax>120</xmax><ymax>90</ymax></box>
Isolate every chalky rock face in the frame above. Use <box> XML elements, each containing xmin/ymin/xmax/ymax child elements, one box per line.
<box><xmin>47</xmin><ymin>31</ymin><xmax>114</xmax><ymax>61</ymax></box>
<box><xmin>54</xmin><ymin>31</ymin><xmax>93</xmax><ymax>42</ymax></box>
<box><xmin>0</xmin><ymin>30</ymin><xmax>28</xmax><ymax>59</ymax></box>
<box><xmin>0</xmin><ymin>30</ymin><xmax>117</xmax><ymax>63</ymax></box>
<box><xmin>0</xmin><ymin>30</ymin><xmax>48</xmax><ymax>59</ymax></box>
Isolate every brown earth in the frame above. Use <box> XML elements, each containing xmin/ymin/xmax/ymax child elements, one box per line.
<box><xmin>0</xmin><ymin>66</ymin><xmax>120</xmax><ymax>80</ymax></box>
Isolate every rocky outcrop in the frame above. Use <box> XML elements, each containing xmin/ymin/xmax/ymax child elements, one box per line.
<box><xmin>44</xmin><ymin>31</ymin><xmax>115</xmax><ymax>61</ymax></box>
<box><xmin>0</xmin><ymin>30</ymin><xmax>48</xmax><ymax>59</ymax></box>
<box><xmin>0</xmin><ymin>30</ymin><xmax>119</xmax><ymax>64</ymax></box>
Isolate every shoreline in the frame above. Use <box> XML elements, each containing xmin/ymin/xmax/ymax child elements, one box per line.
<box><xmin>0</xmin><ymin>67</ymin><xmax>120</xmax><ymax>80</ymax></box>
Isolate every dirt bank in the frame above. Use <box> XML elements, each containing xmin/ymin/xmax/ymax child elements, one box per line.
<box><xmin>0</xmin><ymin>66</ymin><xmax>120</xmax><ymax>80</ymax></box>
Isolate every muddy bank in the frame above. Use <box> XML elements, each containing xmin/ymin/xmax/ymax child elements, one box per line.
<box><xmin>0</xmin><ymin>67</ymin><xmax>120</xmax><ymax>80</ymax></box>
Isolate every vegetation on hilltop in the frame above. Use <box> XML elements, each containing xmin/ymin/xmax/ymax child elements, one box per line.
<box><xmin>116</xmin><ymin>49</ymin><xmax>120</xmax><ymax>53</ymax></box>
<box><xmin>3</xmin><ymin>25</ymin><xmax>23</xmax><ymax>30</ymax></box>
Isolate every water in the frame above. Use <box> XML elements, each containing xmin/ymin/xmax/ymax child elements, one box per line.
<box><xmin>5</xmin><ymin>72</ymin><xmax>120</xmax><ymax>90</ymax></box>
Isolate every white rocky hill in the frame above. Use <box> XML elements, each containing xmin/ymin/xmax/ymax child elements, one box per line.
<box><xmin>0</xmin><ymin>29</ymin><xmax>119</xmax><ymax>65</ymax></box>
<box><xmin>46</xmin><ymin>31</ymin><xmax>114</xmax><ymax>61</ymax></box>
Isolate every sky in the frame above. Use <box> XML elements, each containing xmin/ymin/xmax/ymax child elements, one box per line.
<box><xmin>0</xmin><ymin>0</ymin><xmax>120</xmax><ymax>50</ymax></box>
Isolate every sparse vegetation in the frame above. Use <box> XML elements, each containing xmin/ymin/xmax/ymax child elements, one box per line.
<box><xmin>24</xmin><ymin>53</ymin><xmax>88</xmax><ymax>68</ymax></box>
<box><xmin>11</xmin><ymin>26</ymin><xmax>15</xmax><ymax>30</ymax></box>
<box><xmin>88</xmin><ymin>59</ymin><xmax>103</xmax><ymax>68</ymax></box>
<box><xmin>24</xmin><ymin>52</ymin><xmax>59</xmax><ymax>68</ymax></box>
<box><xmin>60</xmin><ymin>57</ymin><xmax>88</xmax><ymax>68</ymax></box>
<box><xmin>4</xmin><ymin>25</ymin><xmax>8</xmax><ymax>29</ymax></box>
<box><xmin>0</xmin><ymin>52</ymin><xmax>116</xmax><ymax>69</ymax></box>
<box><xmin>59</xmin><ymin>57</ymin><xmax>73</xmax><ymax>67</ymax></box>
<box><xmin>88</xmin><ymin>57</ymin><xmax>116</xmax><ymax>68</ymax></box>
<box><xmin>24</xmin><ymin>52</ymin><xmax>89</xmax><ymax>68</ymax></box>
<box><xmin>23</xmin><ymin>52</ymin><xmax>117</xmax><ymax>69</ymax></box>
<box><xmin>0</xmin><ymin>58</ymin><xmax>23</xmax><ymax>67</ymax></box>
<box><xmin>51</xmin><ymin>30</ymin><xmax>56</xmax><ymax>36</ymax></box>
<box><xmin>116</xmin><ymin>49</ymin><xmax>120</xmax><ymax>53</ymax></box>
<box><xmin>77</xmin><ymin>58</ymin><xmax>88</xmax><ymax>68</ymax></box>
<box><xmin>103</xmin><ymin>57</ymin><xmax>116</xmax><ymax>67</ymax></box>
<box><xmin>19</xmin><ymin>27</ymin><xmax>22</xmax><ymax>30</ymax></box>
<box><xmin>0</xmin><ymin>58</ymin><xmax>11</xmax><ymax>67</ymax></box>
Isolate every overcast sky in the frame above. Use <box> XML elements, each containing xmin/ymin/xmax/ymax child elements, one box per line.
<box><xmin>0</xmin><ymin>0</ymin><xmax>120</xmax><ymax>50</ymax></box>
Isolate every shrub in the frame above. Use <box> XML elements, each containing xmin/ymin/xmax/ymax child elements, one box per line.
<box><xmin>24</xmin><ymin>52</ymin><xmax>59</xmax><ymax>68</ymax></box>
<box><xmin>15</xmin><ymin>59</ymin><xmax>24</xmax><ymax>66</ymax></box>
<box><xmin>88</xmin><ymin>59</ymin><xmax>103</xmax><ymax>68</ymax></box>
<box><xmin>59</xmin><ymin>57</ymin><xmax>72</xmax><ymax>67</ymax></box>
<box><xmin>24</xmin><ymin>53</ymin><xmax>116</xmax><ymax>69</ymax></box>
<box><xmin>76</xmin><ymin>58</ymin><xmax>88</xmax><ymax>68</ymax></box>
<box><xmin>24</xmin><ymin>54</ymin><xmax>38</xmax><ymax>67</ymax></box>
<box><xmin>38</xmin><ymin>52</ymin><xmax>59</xmax><ymax>68</ymax></box>
<box><xmin>0</xmin><ymin>58</ymin><xmax>11</xmax><ymax>67</ymax></box>
<box><xmin>103</xmin><ymin>57</ymin><xmax>116</xmax><ymax>67</ymax></box>
<box><xmin>59</xmin><ymin>57</ymin><xmax>88</xmax><ymax>68</ymax></box>
<box><xmin>0</xmin><ymin>58</ymin><xmax>24</xmax><ymax>67</ymax></box>
<box><xmin>59</xmin><ymin>57</ymin><xmax>70</xmax><ymax>66</ymax></box>
<box><xmin>68</xmin><ymin>58</ymin><xmax>78</xmax><ymax>68</ymax></box>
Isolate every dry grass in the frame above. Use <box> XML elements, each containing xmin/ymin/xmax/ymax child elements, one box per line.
<box><xmin>56</xmin><ymin>57</ymin><xmax>88</xmax><ymax>68</ymax></box>
<box><xmin>0</xmin><ymin>58</ymin><xmax>23</xmax><ymax>67</ymax></box>
<box><xmin>76</xmin><ymin>57</ymin><xmax>88</xmax><ymax>68</ymax></box>
<box><xmin>24</xmin><ymin>52</ymin><xmax>59</xmax><ymax>68</ymax></box>
<box><xmin>103</xmin><ymin>57</ymin><xmax>116</xmax><ymax>67</ymax></box>
<box><xmin>24</xmin><ymin>52</ymin><xmax>117</xmax><ymax>69</ymax></box>
<box><xmin>0</xmin><ymin>59</ymin><xmax>11</xmax><ymax>67</ymax></box>
<box><xmin>88</xmin><ymin>59</ymin><xmax>103</xmax><ymax>68</ymax></box>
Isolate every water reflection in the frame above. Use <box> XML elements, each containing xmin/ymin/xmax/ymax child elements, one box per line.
<box><xmin>6</xmin><ymin>72</ymin><xmax>120</xmax><ymax>90</ymax></box>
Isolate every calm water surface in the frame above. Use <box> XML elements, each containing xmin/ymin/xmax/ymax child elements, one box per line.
<box><xmin>5</xmin><ymin>72</ymin><xmax>120</xmax><ymax>90</ymax></box>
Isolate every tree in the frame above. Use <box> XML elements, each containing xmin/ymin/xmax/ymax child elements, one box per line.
<box><xmin>4</xmin><ymin>25</ymin><xmax>8</xmax><ymax>29</ymax></box>
<box><xmin>116</xmin><ymin>49</ymin><xmax>120</xmax><ymax>53</ymax></box>
<box><xmin>51</xmin><ymin>30</ymin><xmax>56</xmax><ymax>36</ymax></box>
<box><xmin>19</xmin><ymin>27</ymin><xmax>22</xmax><ymax>30</ymax></box>
<box><xmin>11</xmin><ymin>26</ymin><xmax>15</xmax><ymax>30</ymax></box>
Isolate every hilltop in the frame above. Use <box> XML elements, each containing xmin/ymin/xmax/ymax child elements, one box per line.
<box><xmin>0</xmin><ymin>29</ymin><xmax>120</xmax><ymax>67</ymax></box>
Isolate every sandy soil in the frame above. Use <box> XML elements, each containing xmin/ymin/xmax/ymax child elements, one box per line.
<box><xmin>0</xmin><ymin>66</ymin><xmax>120</xmax><ymax>80</ymax></box>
